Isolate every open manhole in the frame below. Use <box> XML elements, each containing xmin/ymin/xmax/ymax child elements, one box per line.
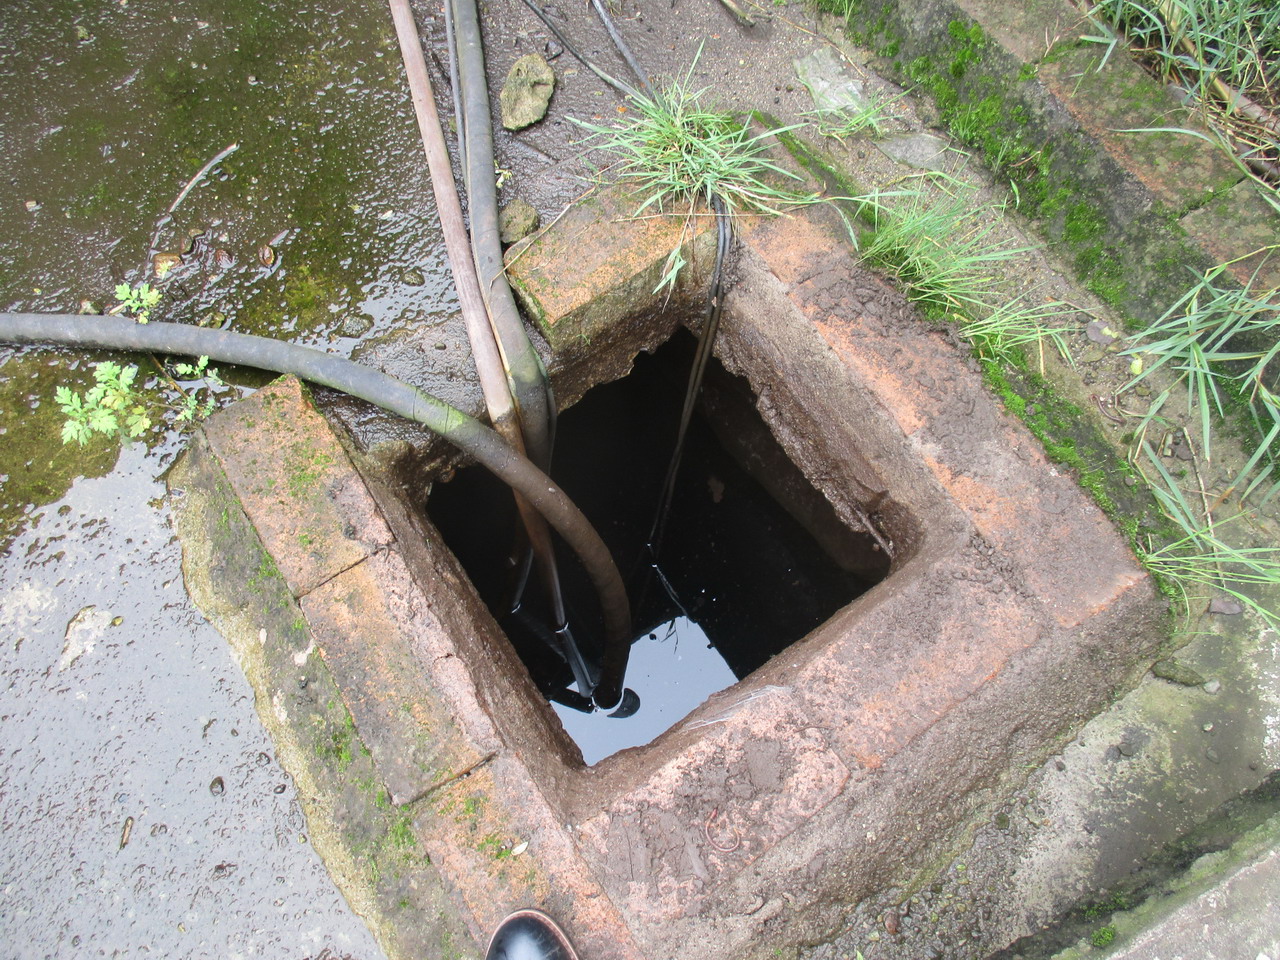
<box><xmin>426</xmin><ymin>330</ymin><xmax>892</xmax><ymax>763</ymax></box>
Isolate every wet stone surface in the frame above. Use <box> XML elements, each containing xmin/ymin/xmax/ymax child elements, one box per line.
<box><xmin>0</xmin><ymin>439</ymin><xmax>382</xmax><ymax>959</ymax></box>
<box><xmin>0</xmin><ymin>0</ymin><xmax>467</xmax><ymax>954</ymax></box>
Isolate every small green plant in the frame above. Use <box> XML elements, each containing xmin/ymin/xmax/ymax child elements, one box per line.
<box><xmin>114</xmin><ymin>281</ymin><xmax>162</xmax><ymax>323</ymax></box>
<box><xmin>172</xmin><ymin>355</ymin><xmax>225</xmax><ymax>422</ymax></box>
<box><xmin>1087</xmin><ymin>0</ymin><xmax>1279</xmax><ymax>104</ymax></box>
<box><xmin>806</xmin><ymin>88</ymin><xmax>910</xmax><ymax>142</ymax></box>
<box><xmin>1082</xmin><ymin>0</ymin><xmax>1279</xmax><ymax>199</ymax></box>
<box><xmin>858</xmin><ymin>185</ymin><xmax>1029</xmax><ymax>313</ymax></box>
<box><xmin>578</xmin><ymin>54</ymin><xmax>851</xmax><ymax>291</ymax></box>
<box><xmin>56</xmin><ymin>356</ymin><xmax>226</xmax><ymax>445</ymax></box>
<box><xmin>577</xmin><ymin>64</ymin><xmax>811</xmax><ymax>218</ymax></box>
<box><xmin>1121</xmin><ymin>250</ymin><xmax>1280</xmax><ymax>503</ymax></box>
<box><xmin>957</xmin><ymin>295</ymin><xmax>1076</xmax><ymax>368</ymax></box>
<box><xmin>56</xmin><ymin>361</ymin><xmax>152</xmax><ymax>444</ymax></box>
<box><xmin>1091</xmin><ymin>924</ymin><xmax>1117</xmax><ymax>948</ymax></box>
<box><xmin>1134</xmin><ymin>443</ymin><xmax>1280</xmax><ymax>627</ymax></box>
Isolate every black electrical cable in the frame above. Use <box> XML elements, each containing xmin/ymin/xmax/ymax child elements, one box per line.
<box><xmin>516</xmin><ymin>0</ymin><xmax>639</xmax><ymax>100</ymax></box>
<box><xmin>588</xmin><ymin>0</ymin><xmax>655</xmax><ymax>99</ymax></box>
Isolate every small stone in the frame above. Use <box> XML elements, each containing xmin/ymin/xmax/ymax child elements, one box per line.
<box><xmin>500</xmin><ymin>54</ymin><xmax>555</xmax><ymax>131</ymax></box>
<box><xmin>1152</xmin><ymin>658</ymin><xmax>1207</xmax><ymax>687</ymax></box>
<box><xmin>794</xmin><ymin>46</ymin><xmax>867</xmax><ymax>114</ymax></box>
<box><xmin>339</xmin><ymin>314</ymin><xmax>373</xmax><ymax>338</ymax></box>
<box><xmin>877</xmin><ymin>133</ymin><xmax>950</xmax><ymax>171</ymax></box>
<box><xmin>1209</xmin><ymin>596</ymin><xmax>1245</xmax><ymax>616</ymax></box>
<box><xmin>499</xmin><ymin>197</ymin><xmax>540</xmax><ymax>244</ymax></box>
<box><xmin>1079</xmin><ymin>345</ymin><xmax>1106</xmax><ymax>364</ymax></box>
<box><xmin>1085</xmin><ymin>319</ymin><xmax>1120</xmax><ymax>345</ymax></box>
<box><xmin>24</xmin><ymin>199</ymin><xmax>40</xmax><ymax>212</ymax></box>
<box><xmin>1203</xmin><ymin>679</ymin><xmax>1221</xmax><ymax>694</ymax></box>
<box><xmin>153</xmin><ymin>252</ymin><xmax>182</xmax><ymax>278</ymax></box>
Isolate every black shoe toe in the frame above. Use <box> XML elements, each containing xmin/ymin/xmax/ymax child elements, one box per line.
<box><xmin>485</xmin><ymin>908</ymin><xmax>580</xmax><ymax>960</ymax></box>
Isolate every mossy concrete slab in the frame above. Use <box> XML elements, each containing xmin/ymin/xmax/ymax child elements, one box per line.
<box><xmin>168</xmin><ymin>425</ymin><xmax>475</xmax><ymax>960</ymax></box>
<box><xmin>985</xmin><ymin>4</ymin><xmax>1240</xmax><ymax>210</ymax></box>
<box><xmin>1181</xmin><ymin>178</ymin><xmax>1280</xmax><ymax>290</ymax></box>
<box><xmin>201</xmin><ymin>377</ymin><xmax>393</xmax><ymax>596</ymax></box>
<box><xmin>506</xmin><ymin>182</ymin><xmax>716</xmax><ymax>359</ymax></box>
<box><xmin>837</xmin><ymin>0</ymin><xmax>1275</xmax><ymax>322</ymax></box>
<box><xmin>300</xmin><ymin>551</ymin><xmax>488</xmax><ymax>806</ymax></box>
<box><xmin>1054</xmin><ymin>812</ymin><xmax>1280</xmax><ymax>959</ymax></box>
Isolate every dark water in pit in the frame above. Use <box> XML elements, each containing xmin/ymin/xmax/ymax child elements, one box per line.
<box><xmin>427</xmin><ymin>331</ymin><xmax>890</xmax><ymax>764</ymax></box>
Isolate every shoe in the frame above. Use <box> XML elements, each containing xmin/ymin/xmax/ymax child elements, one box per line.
<box><xmin>485</xmin><ymin>908</ymin><xmax>580</xmax><ymax>960</ymax></box>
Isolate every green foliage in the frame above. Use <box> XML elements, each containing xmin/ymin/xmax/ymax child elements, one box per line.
<box><xmin>855</xmin><ymin>181</ymin><xmax>1072</xmax><ymax>364</ymax></box>
<box><xmin>805</xmin><ymin>87</ymin><xmax>910</xmax><ymax>142</ymax></box>
<box><xmin>1083</xmin><ymin>0</ymin><xmax>1279</xmax><ymax>201</ymax></box>
<box><xmin>114</xmin><ymin>281</ymin><xmax>162</xmax><ymax>323</ymax></box>
<box><xmin>389</xmin><ymin>815</ymin><xmax>417</xmax><ymax>850</ymax></box>
<box><xmin>56</xmin><ymin>356</ymin><xmax>226</xmax><ymax>445</ymax></box>
<box><xmin>172</xmin><ymin>355</ymin><xmax>226</xmax><ymax>422</ymax></box>
<box><xmin>56</xmin><ymin>361</ymin><xmax>151</xmax><ymax>444</ymax></box>
<box><xmin>1121</xmin><ymin>251</ymin><xmax>1280</xmax><ymax>504</ymax></box>
<box><xmin>1134</xmin><ymin>442</ymin><xmax>1280</xmax><ymax>627</ymax></box>
<box><xmin>1083</xmin><ymin>892</ymin><xmax>1132</xmax><ymax>918</ymax></box>
<box><xmin>579</xmin><ymin>54</ymin><xmax>859</xmax><ymax>291</ymax></box>
<box><xmin>858</xmin><ymin>184</ymin><xmax>1024</xmax><ymax>312</ymax></box>
<box><xmin>1087</xmin><ymin>0</ymin><xmax>1279</xmax><ymax>101</ymax></box>
<box><xmin>577</xmin><ymin>62</ymin><xmax>811</xmax><ymax>219</ymax></box>
<box><xmin>1091</xmin><ymin>924</ymin><xmax>1117</xmax><ymax>948</ymax></box>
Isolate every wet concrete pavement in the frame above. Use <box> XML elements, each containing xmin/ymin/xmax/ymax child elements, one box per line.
<box><xmin>0</xmin><ymin>0</ymin><xmax>456</xmax><ymax>954</ymax></box>
<box><xmin>0</xmin><ymin>437</ymin><xmax>383</xmax><ymax>959</ymax></box>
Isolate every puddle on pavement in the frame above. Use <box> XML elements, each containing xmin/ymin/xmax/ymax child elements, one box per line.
<box><xmin>0</xmin><ymin>438</ymin><xmax>384</xmax><ymax>959</ymax></box>
<box><xmin>427</xmin><ymin>331</ymin><xmax>891</xmax><ymax>764</ymax></box>
<box><xmin>0</xmin><ymin>0</ymin><xmax>456</xmax><ymax>954</ymax></box>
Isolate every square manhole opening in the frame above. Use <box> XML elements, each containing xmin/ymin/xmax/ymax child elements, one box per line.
<box><xmin>425</xmin><ymin>328</ymin><xmax>901</xmax><ymax>764</ymax></box>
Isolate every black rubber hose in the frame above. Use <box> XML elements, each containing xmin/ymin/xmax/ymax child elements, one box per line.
<box><xmin>451</xmin><ymin>0</ymin><xmax>555</xmax><ymax>471</ymax></box>
<box><xmin>0</xmin><ymin>313</ymin><xmax>630</xmax><ymax>685</ymax></box>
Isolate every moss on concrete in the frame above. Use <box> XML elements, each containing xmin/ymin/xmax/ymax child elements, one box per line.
<box><xmin>827</xmin><ymin>0</ymin><xmax>1230</xmax><ymax>324</ymax></box>
<box><xmin>168</xmin><ymin>432</ymin><xmax>477</xmax><ymax>960</ymax></box>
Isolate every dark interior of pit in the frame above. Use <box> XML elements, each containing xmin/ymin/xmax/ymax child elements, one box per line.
<box><xmin>425</xmin><ymin>331</ymin><xmax>891</xmax><ymax>752</ymax></box>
